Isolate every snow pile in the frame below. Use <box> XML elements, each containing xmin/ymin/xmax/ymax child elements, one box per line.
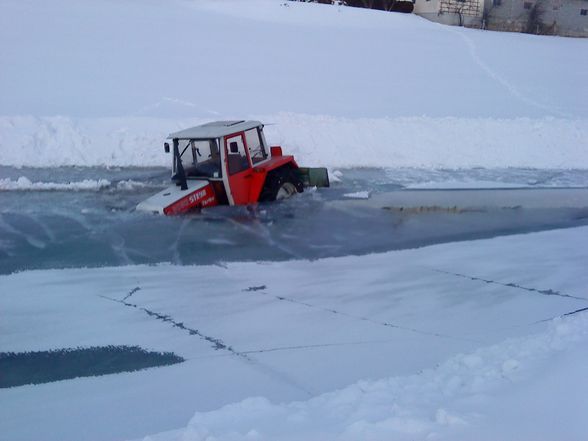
<box><xmin>0</xmin><ymin>115</ymin><xmax>177</xmax><ymax>168</ymax></box>
<box><xmin>150</xmin><ymin>313</ymin><xmax>588</xmax><ymax>441</ymax></box>
<box><xmin>1</xmin><ymin>114</ymin><xmax>587</xmax><ymax>169</ymax></box>
<box><xmin>343</xmin><ymin>191</ymin><xmax>370</xmax><ymax>199</ymax></box>
<box><xmin>0</xmin><ymin>176</ymin><xmax>111</xmax><ymax>191</ymax></box>
<box><xmin>0</xmin><ymin>176</ymin><xmax>163</xmax><ymax>191</ymax></box>
<box><xmin>265</xmin><ymin>114</ymin><xmax>588</xmax><ymax>169</ymax></box>
<box><xmin>115</xmin><ymin>180</ymin><xmax>158</xmax><ymax>190</ymax></box>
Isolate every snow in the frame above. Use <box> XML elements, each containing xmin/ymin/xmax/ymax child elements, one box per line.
<box><xmin>1</xmin><ymin>115</ymin><xmax>587</xmax><ymax>170</ymax></box>
<box><xmin>1</xmin><ymin>0</ymin><xmax>586</xmax><ymax>120</ymax></box>
<box><xmin>0</xmin><ymin>0</ymin><xmax>587</xmax><ymax>170</ymax></box>
<box><xmin>0</xmin><ymin>176</ymin><xmax>111</xmax><ymax>191</ymax></box>
<box><xmin>405</xmin><ymin>180</ymin><xmax>532</xmax><ymax>189</ymax></box>
<box><xmin>1</xmin><ymin>226</ymin><xmax>587</xmax><ymax>441</ymax></box>
<box><xmin>343</xmin><ymin>190</ymin><xmax>370</xmax><ymax>199</ymax></box>
<box><xmin>1</xmin><ymin>0</ymin><xmax>588</xmax><ymax>440</ymax></box>
<box><xmin>150</xmin><ymin>313</ymin><xmax>588</xmax><ymax>441</ymax></box>
<box><xmin>0</xmin><ymin>176</ymin><xmax>162</xmax><ymax>191</ymax></box>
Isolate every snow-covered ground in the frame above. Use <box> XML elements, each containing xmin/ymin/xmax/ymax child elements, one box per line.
<box><xmin>3</xmin><ymin>0</ymin><xmax>586</xmax><ymax>120</ymax></box>
<box><xmin>1</xmin><ymin>115</ymin><xmax>587</xmax><ymax>169</ymax></box>
<box><xmin>1</xmin><ymin>227</ymin><xmax>587</xmax><ymax>441</ymax></box>
<box><xmin>2</xmin><ymin>1</ymin><xmax>588</xmax><ymax>440</ymax></box>
<box><xmin>0</xmin><ymin>0</ymin><xmax>587</xmax><ymax>170</ymax></box>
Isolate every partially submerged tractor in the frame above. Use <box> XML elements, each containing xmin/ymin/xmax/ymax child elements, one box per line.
<box><xmin>136</xmin><ymin>120</ymin><xmax>329</xmax><ymax>215</ymax></box>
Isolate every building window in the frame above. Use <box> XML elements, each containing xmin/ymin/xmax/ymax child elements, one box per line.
<box><xmin>493</xmin><ymin>0</ymin><xmax>502</xmax><ymax>6</ymax></box>
<box><xmin>581</xmin><ymin>9</ymin><xmax>588</xmax><ymax>16</ymax></box>
<box><xmin>523</xmin><ymin>2</ymin><xmax>533</xmax><ymax>10</ymax></box>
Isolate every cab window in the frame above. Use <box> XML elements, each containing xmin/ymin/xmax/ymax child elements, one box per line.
<box><xmin>245</xmin><ymin>128</ymin><xmax>267</xmax><ymax>164</ymax></box>
<box><xmin>176</xmin><ymin>139</ymin><xmax>221</xmax><ymax>178</ymax></box>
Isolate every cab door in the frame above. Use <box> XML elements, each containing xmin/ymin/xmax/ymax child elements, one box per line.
<box><xmin>224</xmin><ymin>132</ymin><xmax>254</xmax><ymax>205</ymax></box>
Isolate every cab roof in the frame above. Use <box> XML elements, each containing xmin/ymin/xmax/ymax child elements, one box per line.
<box><xmin>168</xmin><ymin>120</ymin><xmax>263</xmax><ymax>139</ymax></box>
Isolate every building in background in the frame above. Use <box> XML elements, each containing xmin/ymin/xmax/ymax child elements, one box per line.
<box><xmin>484</xmin><ymin>0</ymin><xmax>588</xmax><ymax>36</ymax></box>
<box><xmin>413</xmin><ymin>0</ymin><xmax>484</xmax><ymax>27</ymax></box>
<box><xmin>412</xmin><ymin>0</ymin><xmax>588</xmax><ymax>37</ymax></box>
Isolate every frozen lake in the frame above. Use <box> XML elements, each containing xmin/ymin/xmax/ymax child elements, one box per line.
<box><xmin>2</xmin><ymin>166</ymin><xmax>588</xmax><ymax>441</ymax></box>
<box><xmin>1</xmin><ymin>166</ymin><xmax>588</xmax><ymax>275</ymax></box>
<box><xmin>2</xmin><ymin>226</ymin><xmax>587</xmax><ymax>441</ymax></box>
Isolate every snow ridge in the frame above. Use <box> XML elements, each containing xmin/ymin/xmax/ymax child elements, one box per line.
<box><xmin>1</xmin><ymin>114</ymin><xmax>587</xmax><ymax>170</ymax></box>
<box><xmin>0</xmin><ymin>177</ymin><xmax>111</xmax><ymax>191</ymax></box>
<box><xmin>0</xmin><ymin>177</ymin><xmax>159</xmax><ymax>191</ymax></box>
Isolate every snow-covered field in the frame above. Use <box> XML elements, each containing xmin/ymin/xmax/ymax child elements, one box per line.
<box><xmin>1</xmin><ymin>0</ymin><xmax>588</xmax><ymax>440</ymax></box>
<box><xmin>0</xmin><ymin>0</ymin><xmax>587</xmax><ymax>170</ymax></box>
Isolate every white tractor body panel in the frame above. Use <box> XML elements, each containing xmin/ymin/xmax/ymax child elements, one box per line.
<box><xmin>136</xmin><ymin>180</ymin><xmax>210</xmax><ymax>214</ymax></box>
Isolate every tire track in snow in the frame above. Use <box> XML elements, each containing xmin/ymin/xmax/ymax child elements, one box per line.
<box><xmin>100</xmin><ymin>294</ymin><xmax>230</xmax><ymax>350</ymax></box>
<box><xmin>432</xmin><ymin>268</ymin><xmax>588</xmax><ymax>301</ymax></box>
<box><xmin>448</xmin><ymin>28</ymin><xmax>571</xmax><ymax>118</ymax></box>
<box><xmin>240</xmin><ymin>338</ymin><xmax>410</xmax><ymax>355</ymax></box>
<box><xmin>99</xmin><ymin>292</ymin><xmax>315</xmax><ymax>397</ymax></box>
<box><xmin>242</xmin><ymin>286</ymin><xmax>481</xmax><ymax>343</ymax></box>
<box><xmin>123</xmin><ymin>286</ymin><xmax>141</xmax><ymax>301</ymax></box>
<box><xmin>532</xmin><ymin>305</ymin><xmax>588</xmax><ymax>324</ymax></box>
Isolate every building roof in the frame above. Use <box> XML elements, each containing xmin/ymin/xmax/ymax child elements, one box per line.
<box><xmin>168</xmin><ymin>120</ymin><xmax>263</xmax><ymax>139</ymax></box>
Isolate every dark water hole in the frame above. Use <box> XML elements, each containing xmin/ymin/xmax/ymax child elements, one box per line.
<box><xmin>0</xmin><ymin>345</ymin><xmax>184</xmax><ymax>388</ymax></box>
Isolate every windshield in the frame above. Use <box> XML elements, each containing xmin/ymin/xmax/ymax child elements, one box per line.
<box><xmin>174</xmin><ymin>139</ymin><xmax>221</xmax><ymax>179</ymax></box>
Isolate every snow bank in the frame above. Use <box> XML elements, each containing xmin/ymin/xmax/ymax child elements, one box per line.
<box><xmin>1</xmin><ymin>114</ymin><xmax>587</xmax><ymax>169</ymax></box>
<box><xmin>148</xmin><ymin>313</ymin><xmax>588</xmax><ymax>441</ymax></box>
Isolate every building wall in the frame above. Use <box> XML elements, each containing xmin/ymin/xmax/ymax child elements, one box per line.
<box><xmin>412</xmin><ymin>0</ymin><xmax>588</xmax><ymax>36</ymax></box>
<box><xmin>483</xmin><ymin>0</ymin><xmax>588</xmax><ymax>36</ymax></box>
<box><xmin>413</xmin><ymin>0</ymin><xmax>486</xmax><ymax>27</ymax></box>
<box><xmin>413</xmin><ymin>0</ymin><xmax>441</xmax><ymax>14</ymax></box>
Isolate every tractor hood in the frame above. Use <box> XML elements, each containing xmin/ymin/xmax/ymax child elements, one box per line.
<box><xmin>136</xmin><ymin>180</ymin><xmax>217</xmax><ymax>215</ymax></box>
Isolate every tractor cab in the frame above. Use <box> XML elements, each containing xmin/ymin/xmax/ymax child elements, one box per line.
<box><xmin>136</xmin><ymin>120</ymin><xmax>329</xmax><ymax>215</ymax></box>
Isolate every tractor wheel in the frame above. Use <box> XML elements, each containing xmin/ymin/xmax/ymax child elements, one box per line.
<box><xmin>276</xmin><ymin>181</ymin><xmax>298</xmax><ymax>200</ymax></box>
<box><xmin>260</xmin><ymin>169</ymin><xmax>304</xmax><ymax>202</ymax></box>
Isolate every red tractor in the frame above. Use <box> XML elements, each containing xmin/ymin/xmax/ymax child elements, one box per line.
<box><xmin>136</xmin><ymin>120</ymin><xmax>329</xmax><ymax>215</ymax></box>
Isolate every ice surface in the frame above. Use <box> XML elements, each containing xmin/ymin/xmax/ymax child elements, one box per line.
<box><xmin>0</xmin><ymin>227</ymin><xmax>587</xmax><ymax>441</ymax></box>
<box><xmin>1</xmin><ymin>167</ymin><xmax>587</xmax><ymax>275</ymax></box>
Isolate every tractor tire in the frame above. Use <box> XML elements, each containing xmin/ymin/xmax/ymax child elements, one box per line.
<box><xmin>259</xmin><ymin>168</ymin><xmax>304</xmax><ymax>202</ymax></box>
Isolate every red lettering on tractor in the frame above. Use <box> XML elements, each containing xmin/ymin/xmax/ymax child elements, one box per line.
<box><xmin>163</xmin><ymin>184</ymin><xmax>218</xmax><ymax>215</ymax></box>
